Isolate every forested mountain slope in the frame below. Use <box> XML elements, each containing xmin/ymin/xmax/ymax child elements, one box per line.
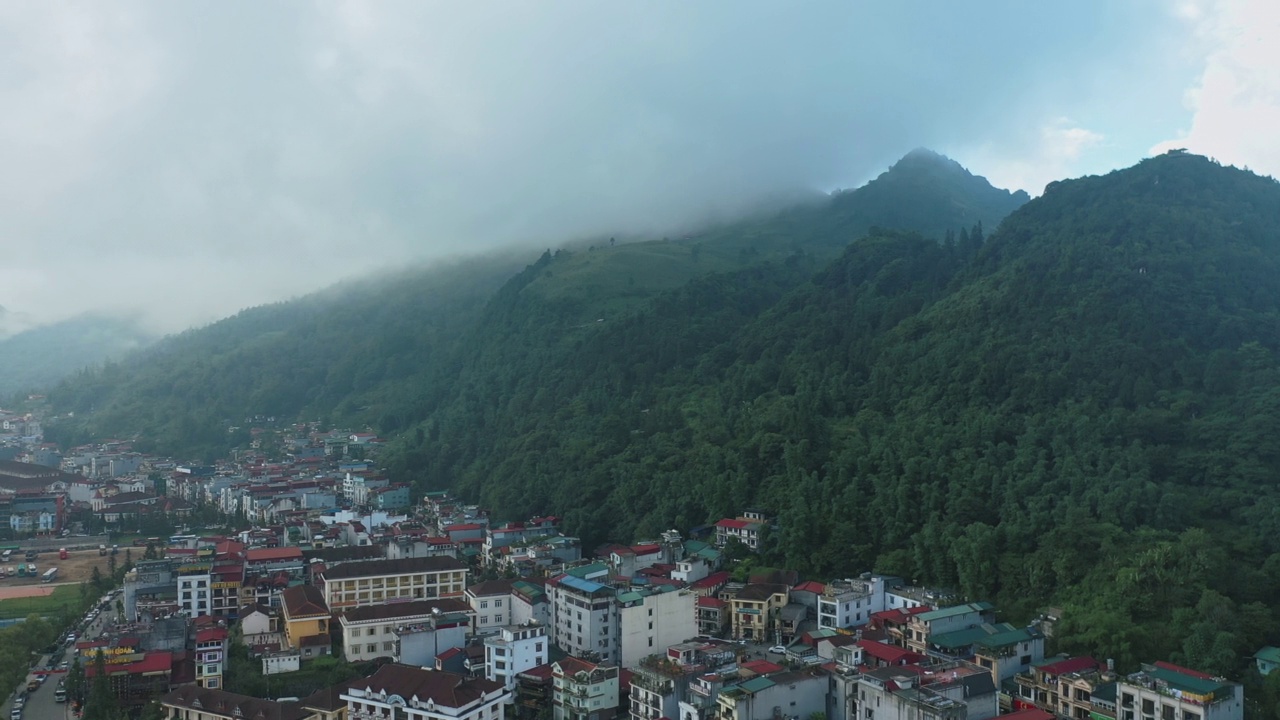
<box><xmin>384</xmin><ymin>151</ymin><xmax>1280</xmax><ymax>678</ymax></box>
<box><xmin>46</xmin><ymin>149</ymin><xmax>1025</xmax><ymax>455</ymax></box>
<box><xmin>0</xmin><ymin>315</ymin><xmax>155</xmax><ymax>398</ymax></box>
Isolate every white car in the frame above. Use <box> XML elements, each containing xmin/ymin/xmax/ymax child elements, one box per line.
<box><xmin>769</xmin><ymin>645</ymin><xmax>787</xmax><ymax>654</ymax></box>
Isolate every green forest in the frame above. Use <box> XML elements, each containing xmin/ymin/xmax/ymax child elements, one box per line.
<box><xmin>40</xmin><ymin>150</ymin><xmax>1280</xmax><ymax>709</ymax></box>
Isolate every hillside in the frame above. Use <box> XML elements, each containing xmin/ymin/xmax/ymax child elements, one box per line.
<box><xmin>46</xmin><ymin>149</ymin><xmax>1025</xmax><ymax>454</ymax></box>
<box><xmin>0</xmin><ymin>315</ymin><xmax>156</xmax><ymax>399</ymax></box>
<box><xmin>382</xmin><ymin>151</ymin><xmax>1280</xmax><ymax>677</ymax></box>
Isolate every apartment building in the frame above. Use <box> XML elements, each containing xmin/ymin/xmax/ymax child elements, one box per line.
<box><xmin>467</xmin><ymin>579</ymin><xmax>516</xmax><ymax>636</ymax></box>
<box><xmin>547</xmin><ymin>572</ymin><xmax>619</xmax><ymax>665</ymax></box>
<box><xmin>318</xmin><ymin>556</ymin><xmax>468</xmax><ymax>610</ymax></box>
<box><xmin>553</xmin><ymin>657</ymin><xmax>620</xmax><ymax>720</ymax></box>
<box><xmin>1117</xmin><ymin>663</ymin><xmax>1243</xmax><ymax>720</ymax></box>
<box><xmin>617</xmin><ymin>587</ymin><xmax>698</xmax><ymax>668</ymax></box>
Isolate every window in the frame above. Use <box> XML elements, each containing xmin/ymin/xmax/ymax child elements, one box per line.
<box><xmin>495</xmin><ymin>614</ymin><xmax>503</xmax><ymax>623</ymax></box>
<box><xmin>351</xmin><ymin>628</ymin><xmax>361</xmax><ymax>637</ymax></box>
<box><xmin>366</xmin><ymin>644</ymin><xmax>377</xmax><ymax>653</ymax></box>
<box><xmin>481</xmin><ymin>600</ymin><xmax>489</xmax><ymax>609</ymax></box>
<box><xmin>384</xmin><ymin>642</ymin><xmax>394</xmax><ymax>651</ymax></box>
<box><xmin>481</xmin><ymin>616</ymin><xmax>489</xmax><ymax>624</ymax></box>
<box><xmin>495</xmin><ymin>599</ymin><xmax>503</xmax><ymax>607</ymax></box>
<box><xmin>1020</xmin><ymin>654</ymin><xmax>1032</xmax><ymax>665</ymax></box>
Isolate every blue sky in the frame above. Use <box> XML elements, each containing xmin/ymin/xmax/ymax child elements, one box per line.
<box><xmin>0</xmin><ymin>1</ymin><xmax>1274</xmax><ymax>333</ymax></box>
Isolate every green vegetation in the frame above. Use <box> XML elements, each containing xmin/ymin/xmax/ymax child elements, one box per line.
<box><xmin>0</xmin><ymin>584</ymin><xmax>83</xmax><ymax>620</ymax></box>
<box><xmin>43</xmin><ymin>150</ymin><xmax>1280</xmax><ymax>691</ymax></box>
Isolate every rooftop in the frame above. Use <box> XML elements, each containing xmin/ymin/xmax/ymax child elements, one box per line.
<box><xmin>319</xmin><ymin>555</ymin><xmax>465</xmax><ymax>580</ymax></box>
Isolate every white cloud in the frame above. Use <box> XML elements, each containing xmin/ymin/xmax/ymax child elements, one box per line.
<box><xmin>1152</xmin><ymin>0</ymin><xmax>1280</xmax><ymax>175</ymax></box>
<box><xmin>953</xmin><ymin>119</ymin><xmax>1106</xmax><ymax>197</ymax></box>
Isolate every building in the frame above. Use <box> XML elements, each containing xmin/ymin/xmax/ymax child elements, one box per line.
<box><xmin>280</xmin><ymin>584</ymin><xmax>332</xmax><ymax>659</ymax></box>
<box><xmin>617</xmin><ymin>588</ymin><xmax>698</xmax><ymax>669</ymax></box>
<box><xmin>1253</xmin><ymin>647</ymin><xmax>1280</xmax><ymax>676</ymax></box>
<box><xmin>713</xmin><ymin>518</ymin><xmax>765</xmax><ymax>551</ymax></box>
<box><xmin>547</xmin><ymin>571</ymin><xmax>619</xmax><ymax>665</ymax></box>
<box><xmin>341</xmin><ymin>664</ymin><xmax>510</xmax><ymax>720</ymax></box>
<box><xmin>318</xmin><ymin>556</ymin><xmax>468</xmax><ymax>610</ymax></box>
<box><xmin>924</xmin><ymin>622</ymin><xmax>1044</xmax><ymax>683</ymax></box>
<box><xmin>729</xmin><ymin>584</ymin><xmax>788</xmax><ymax>642</ymax></box>
<box><xmin>338</xmin><ymin>598</ymin><xmax>472</xmax><ymax>663</ymax></box>
<box><xmin>485</xmin><ymin>623</ymin><xmax>549</xmax><ymax>692</ymax></box>
<box><xmin>553</xmin><ymin>656</ymin><xmax>620</xmax><ymax>720</ymax></box>
<box><xmin>467</xmin><ymin>579</ymin><xmax>516</xmax><ymax>636</ymax></box>
<box><xmin>904</xmin><ymin>602</ymin><xmax>996</xmax><ymax>654</ymax></box>
<box><xmin>194</xmin><ymin>624</ymin><xmax>229</xmax><ymax>689</ymax></box>
<box><xmin>176</xmin><ymin>552</ymin><xmax>216</xmax><ymax>618</ymax></box>
<box><xmin>696</xmin><ymin>596</ymin><xmax>729</xmax><ymax>637</ymax></box>
<box><xmin>854</xmin><ymin>667</ymin><xmax>969</xmax><ymax>720</ymax></box>
<box><xmin>1117</xmin><ymin>662</ymin><xmax>1244</xmax><ymax>720</ymax></box>
<box><xmin>160</xmin><ymin>686</ymin><xmax>310</xmax><ymax>720</ymax></box>
<box><xmin>716</xmin><ymin>668</ymin><xmax>829</xmax><ymax>720</ymax></box>
<box><xmin>817</xmin><ymin>575</ymin><xmax>890</xmax><ymax>629</ymax></box>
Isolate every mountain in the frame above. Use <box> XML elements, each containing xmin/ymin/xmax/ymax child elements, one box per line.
<box><xmin>39</xmin><ymin>149</ymin><xmax>1280</xmax><ymax>681</ymax></box>
<box><xmin>0</xmin><ymin>315</ymin><xmax>156</xmax><ymax>399</ymax></box>
<box><xmin>384</xmin><ymin>151</ymin><xmax>1280</xmax><ymax>677</ymax></box>
<box><xmin>45</xmin><ymin>149</ymin><xmax>1024</xmax><ymax>452</ymax></box>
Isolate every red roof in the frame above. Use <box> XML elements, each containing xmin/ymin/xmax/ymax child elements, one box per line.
<box><xmin>715</xmin><ymin>519</ymin><xmax>754</xmax><ymax>529</ymax></box>
<box><xmin>697</xmin><ymin>596</ymin><xmax>727</xmax><ymax>609</ymax></box>
<box><xmin>518</xmin><ymin>663</ymin><xmax>554</xmax><ymax>680</ymax></box>
<box><xmin>446</xmin><ymin>523</ymin><xmax>484</xmax><ymax>532</ymax></box>
<box><xmin>739</xmin><ymin>659</ymin><xmax>783</xmax><ymax>675</ymax></box>
<box><xmin>195</xmin><ymin>628</ymin><xmax>228</xmax><ymax>643</ymax></box>
<box><xmin>792</xmin><ymin>581</ymin><xmax>827</xmax><ymax>594</ymax></box>
<box><xmin>630</xmin><ymin>544</ymin><xmax>661</xmax><ymax>555</ymax></box>
<box><xmin>85</xmin><ymin>650</ymin><xmax>172</xmax><ymax>677</ymax></box>
<box><xmin>1154</xmin><ymin>661</ymin><xmax>1215</xmax><ymax>680</ymax></box>
<box><xmin>245</xmin><ymin>547</ymin><xmax>303</xmax><ymax>562</ymax></box>
<box><xmin>857</xmin><ymin>640</ymin><xmax>925</xmax><ymax>665</ymax></box>
<box><xmin>869</xmin><ymin>606</ymin><xmax>929</xmax><ymax>625</ymax></box>
<box><xmin>1037</xmin><ymin>656</ymin><xmax>1099</xmax><ymax>676</ymax></box>
<box><xmin>690</xmin><ymin>571</ymin><xmax>730</xmax><ymax>590</ymax></box>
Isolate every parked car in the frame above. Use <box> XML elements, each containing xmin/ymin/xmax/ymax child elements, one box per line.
<box><xmin>769</xmin><ymin>645</ymin><xmax>787</xmax><ymax>654</ymax></box>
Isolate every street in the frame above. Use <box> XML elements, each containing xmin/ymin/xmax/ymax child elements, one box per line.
<box><xmin>1</xmin><ymin>592</ymin><xmax>116</xmax><ymax>720</ymax></box>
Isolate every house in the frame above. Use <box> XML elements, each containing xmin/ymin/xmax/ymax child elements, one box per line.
<box><xmin>924</xmin><ymin>622</ymin><xmax>1044</xmax><ymax>683</ymax></box>
<box><xmin>339</xmin><ymin>598</ymin><xmax>473</xmax><ymax>662</ymax></box>
<box><xmin>714</xmin><ymin>518</ymin><xmax>765</xmax><ymax>551</ymax></box>
<box><xmin>317</xmin><ymin>555</ymin><xmax>468</xmax><ymax>610</ymax></box>
<box><xmin>466</xmin><ymin>579</ymin><xmax>516</xmax><ymax>636</ymax></box>
<box><xmin>697</xmin><ymin>596</ymin><xmax>729</xmax><ymax>637</ymax></box>
<box><xmin>509</xmin><ymin>580</ymin><xmax>551</xmax><ymax>627</ymax></box>
<box><xmin>903</xmin><ymin>601</ymin><xmax>996</xmax><ymax>654</ymax></box>
<box><xmin>1117</xmin><ymin>662</ymin><xmax>1243</xmax><ymax>720</ymax></box>
<box><xmin>485</xmin><ymin>623</ymin><xmax>549</xmax><ymax>692</ymax></box>
<box><xmin>1254</xmin><ymin>646</ymin><xmax>1280</xmax><ymax>676</ymax></box>
<box><xmin>160</xmin><ymin>686</ymin><xmax>309</xmax><ymax>720</ymax></box>
<box><xmin>855</xmin><ymin>667</ymin><xmax>967</xmax><ymax>720</ymax></box>
<box><xmin>552</xmin><ymin>656</ymin><xmax>620</xmax><ymax>720</ymax></box>
<box><xmin>816</xmin><ymin>575</ymin><xmax>893</xmax><ymax>629</ymax></box>
<box><xmin>280</xmin><ymin>585</ymin><xmax>331</xmax><ymax>659</ymax></box>
<box><xmin>729</xmin><ymin>583</ymin><xmax>788</xmax><ymax>642</ymax></box>
<box><xmin>194</xmin><ymin>623</ymin><xmax>229</xmax><ymax>689</ymax></box>
<box><xmin>238</xmin><ymin>604</ymin><xmax>282</xmax><ymax>647</ymax></box>
<box><xmin>341</xmin><ymin>664</ymin><xmax>510</xmax><ymax>720</ymax></box>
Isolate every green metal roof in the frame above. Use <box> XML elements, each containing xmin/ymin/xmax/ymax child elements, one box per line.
<box><xmin>975</xmin><ymin>625</ymin><xmax>1040</xmax><ymax>650</ymax></box>
<box><xmin>737</xmin><ymin>677</ymin><xmax>776</xmax><ymax>694</ymax></box>
<box><xmin>1092</xmin><ymin>682</ymin><xmax>1116</xmax><ymax>703</ymax></box>
<box><xmin>917</xmin><ymin>601</ymin><xmax>995</xmax><ymax>622</ymax></box>
<box><xmin>565</xmin><ymin>562</ymin><xmax>610</xmax><ymax>579</ymax></box>
<box><xmin>1146</xmin><ymin>667</ymin><xmax>1234</xmax><ymax>699</ymax></box>
<box><xmin>1255</xmin><ymin>646</ymin><xmax>1280</xmax><ymax>663</ymax></box>
<box><xmin>927</xmin><ymin>626</ymin><xmax>990</xmax><ymax>649</ymax></box>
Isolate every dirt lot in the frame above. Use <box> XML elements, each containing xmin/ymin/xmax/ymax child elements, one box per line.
<box><xmin>0</xmin><ymin>547</ymin><xmax>124</xmax><ymax>588</ymax></box>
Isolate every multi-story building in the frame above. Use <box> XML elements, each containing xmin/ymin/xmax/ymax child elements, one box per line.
<box><xmin>629</xmin><ymin>656</ymin><xmax>696</xmax><ymax>720</ymax></box>
<box><xmin>696</xmin><ymin>596</ymin><xmax>728</xmax><ymax>636</ymax></box>
<box><xmin>553</xmin><ymin>657</ymin><xmax>620</xmax><ymax>720</ymax></box>
<box><xmin>485</xmin><ymin>623</ymin><xmax>549</xmax><ymax>692</ymax></box>
<box><xmin>926</xmin><ymin>622</ymin><xmax>1044</xmax><ymax>683</ymax></box>
<box><xmin>716</xmin><ymin>668</ymin><xmax>829</xmax><ymax>720</ymax></box>
<box><xmin>547</xmin><ymin>572</ymin><xmax>619</xmax><ymax>665</ymax></box>
<box><xmin>617</xmin><ymin>587</ymin><xmax>698</xmax><ymax>668</ymax></box>
<box><xmin>510</xmin><ymin>580</ymin><xmax>551</xmax><ymax>627</ymax></box>
<box><xmin>317</xmin><ymin>556</ymin><xmax>468</xmax><ymax>610</ymax></box>
<box><xmin>209</xmin><ymin>561</ymin><xmax>244</xmax><ymax>619</ymax></box>
<box><xmin>855</xmin><ymin>667</ymin><xmax>968</xmax><ymax>720</ymax></box>
<box><xmin>467</xmin><ymin>579</ymin><xmax>516</xmax><ymax>636</ymax></box>
<box><xmin>280</xmin><ymin>584</ymin><xmax>331</xmax><ymax>659</ymax></box>
<box><xmin>177</xmin><ymin>555</ymin><xmax>215</xmax><ymax>618</ymax></box>
<box><xmin>194</xmin><ymin>623</ymin><xmax>229</xmax><ymax>689</ymax></box>
<box><xmin>160</xmin><ymin>686</ymin><xmax>306</xmax><ymax>720</ymax></box>
<box><xmin>1117</xmin><ymin>662</ymin><xmax>1244</xmax><ymax>720</ymax></box>
<box><xmin>817</xmin><ymin>575</ymin><xmax>890</xmax><ymax>629</ymax></box>
<box><xmin>904</xmin><ymin>601</ymin><xmax>996</xmax><ymax>654</ymax></box>
<box><xmin>729</xmin><ymin>584</ymin><xmax>788</xmax><ymax>642</ymax></box>
<box><xmin>338</xmin><ymin>598</ymin><xmax>473</xmax><ymax>662</ymax></box>
<box><xmin>713</xmin><ymin>518</ymin><xmax>765</xmax><ymax>551</ymax></box>
<box><xmin>341</xmin><ymin>664</ymin><xmax>510</xmax><ymax>720</ymax></box>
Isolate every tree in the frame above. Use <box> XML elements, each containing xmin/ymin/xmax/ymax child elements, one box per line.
<box><xmin>90</xmin><ymin>566</ymin><xmax>103</xmax><ymax>591</ymax></box>
<box><xmin>84</xmin><ymin>651</ymin><xmax>123</xmax><ymax>720</ymax></box>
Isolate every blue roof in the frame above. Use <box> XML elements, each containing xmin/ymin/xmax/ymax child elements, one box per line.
<box><xmin>558</xmin><ymin>575</ymin><xmax>608</xmax><ymax>594</ymax></box>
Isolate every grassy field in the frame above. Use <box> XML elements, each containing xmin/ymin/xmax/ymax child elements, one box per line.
<box><xmin>0</xmin><ymin>584</ymin><xmax>85</xmax><ymax>620</ymax></box>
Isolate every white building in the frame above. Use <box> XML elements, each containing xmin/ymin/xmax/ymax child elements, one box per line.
<box><xmin>817</xmin><ymin>575</ymin><xmax>889</xmax><ymax>630</ymax></box>
<box><xmin>547</xmin><ymin>571</ymin><xmax>618</xmax><ymax>665</ymax></box>
<box><xmin>262</xmin><ymin>649</ymin><xmax>300</xmax><ymax>675</ymax></box>
<box><xmin>1118</xmin><ymin>663</ymin><xmax>1244</xmax><ymax>720</ymax></box>
<box><xmin>341</xmin><ymin>664</ymin><xmax>510</xmax><ymax>720</ymax></box>
<box><xmin>466</xmin><ymin>579</ymin><xmax>515</xmax><ymax>636</ymax></box>
<box><xmin>177</xmin><ymin>563</ymin><xmax>214</xmax><ymax>618</ymax></box>
<box><xmin>553</xmin><ymin>657</ymin><xmax>619</xmax><ymax>720</ymax></box>
<box><xmin>318</xmin><ymin>556</ymin><xmax>468</xmax><ymax>611</ymax></box>
<box><xmin>617</xmin><ymin>588</ymin><xmax>698</xmax><ymax>669</ymax></box>
<box><xmin>484</xmin><ymin>623</ymin><xmax>548</xmax><ymax>692</ymax></box>
<box><xmin>339</xmin><ymin>598</ymin><xmax>473</xmax><ymax>663</ymax></box>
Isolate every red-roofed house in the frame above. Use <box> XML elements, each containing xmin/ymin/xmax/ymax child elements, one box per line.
<box><xmin>553</xmin><ymin>657</ymin><xmax>619</xmax><ymax>720</ymax></box>
<box><xmin>857</xmin><ymin>639</ymin><xmax>926</xmax><ymax>668</ymax></box>
<box><xmin>739</xmin><ymin>659</ymin><xmax>784</xmax><ymax>677</ymax></box>
<box><xmin>195</xmin><ymin>625</ymin><xmax>229</xmax><ymax>689</ymax></box>
<box><xmin>689</xmin><ymin>571</ymin><xmax>730</xmax><ymax>597</ymax></box>
<box><xmin>714</xmin><ymin>518</ymin><xmax>765</xmax><ymax>550</ymax></box>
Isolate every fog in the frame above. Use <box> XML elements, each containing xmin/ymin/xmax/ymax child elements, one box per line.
<box><xmin>0</xmin><ymin>1</ymin><xmax>1262</xmax><ymax>334</ymax></box>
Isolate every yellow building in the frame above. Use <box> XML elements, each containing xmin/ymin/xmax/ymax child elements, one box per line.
<box><xmin>281</xmin><ymin>584</ymin><xmax>332</xmax><ymax>659</ymax></box>
<box><xmin>317</xmin><ymin>556</ymin><xmax>468</xmax><ymax>610</ymax></box>
<box><xmin>729</xmin><ymin>583</ymin><xmax>789</xmax><ymax>642</ymax></box>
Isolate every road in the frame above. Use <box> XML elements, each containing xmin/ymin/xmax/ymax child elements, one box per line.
<box><xmin>1</xmin><ymin>592</ymin><xmax>115</xmax><ymax>720</ymax></box>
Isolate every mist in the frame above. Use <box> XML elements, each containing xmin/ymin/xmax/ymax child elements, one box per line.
<box><xmin>0</xmin><ymin>1</ymin><xmax>1247</xmax><ymax>334</ymax></box>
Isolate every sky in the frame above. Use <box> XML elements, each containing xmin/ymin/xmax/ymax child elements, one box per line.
<box><xmin>0</xmin><ymin>0</ymin><xmax>1275</xmax><ymax>336</ymax></box>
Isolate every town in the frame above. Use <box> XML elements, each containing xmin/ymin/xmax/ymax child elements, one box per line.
<box><xmin>0</xmin><ymin>413</ymin><xmax>1259</xmax><ymax>720</ymax></box>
